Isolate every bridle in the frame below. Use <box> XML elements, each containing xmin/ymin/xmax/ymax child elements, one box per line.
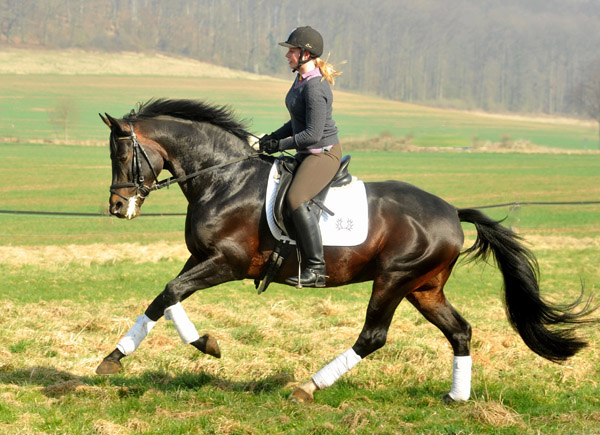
<box><xmin>109</xmin><ymin>122</ymin><xmax>160</xmax><ymax>200</ymax></box>
<box><xmin>109</xmin><ymin>122</ymin><xmax>261</xmax><ymax>201</ymax></box>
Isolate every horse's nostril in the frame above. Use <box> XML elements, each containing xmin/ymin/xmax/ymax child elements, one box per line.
<box><xmin>111</xmin><ymin>201</ymin><xmax>123</xmax><ymax>215</ymax></box>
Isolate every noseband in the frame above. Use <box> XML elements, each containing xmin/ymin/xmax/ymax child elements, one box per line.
<box><xmin>110</xmin><ymin>122</ymin><xmax>261</xmax><ymax>202</ymax></box>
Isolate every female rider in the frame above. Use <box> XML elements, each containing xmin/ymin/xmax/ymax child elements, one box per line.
<box><xmin>260</xmin><ymin>26</ymin><xmax>342</xmax><ymax>288</ymax></box>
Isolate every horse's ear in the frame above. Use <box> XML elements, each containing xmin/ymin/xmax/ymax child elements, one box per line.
<box><xmin>99</xmin><ymin>113</ymin><xmax>111</xmax><ymax>128</ymax></box>
<box><xmin>102</xmin><ymin>113</ymin><xmax>125</xmax><ymax>132</ymax></box>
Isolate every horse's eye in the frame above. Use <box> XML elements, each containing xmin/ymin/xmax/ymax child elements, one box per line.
<box><xmin>118</xmin><ymin>154</ymin><xmax>129</xmax><ymax>163</ymax></box>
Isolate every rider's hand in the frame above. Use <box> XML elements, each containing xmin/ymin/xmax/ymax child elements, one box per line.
<box><xmin>259</xmin><ymin>134</ymin><xmax>280</xmax><ymax>154</ymax></box>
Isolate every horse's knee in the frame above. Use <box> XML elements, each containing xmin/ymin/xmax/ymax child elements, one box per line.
<box><xmin>161</xmin><ymin>281</ymin><xmax>181</xmax><ymax>306</ymax></box>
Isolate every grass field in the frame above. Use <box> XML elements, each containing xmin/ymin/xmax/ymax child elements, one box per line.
<box><xmin>1</xmin><ymin>50</ymin><xmax>600</xmax><ymax>434</ymax></box>
<box><xmin>1</xmin><ymin>73</ymin><xmax>597</xmax><ymax>150</ymax></box>
<box><xmin>0</xmin><ymin>49</ymin><xmax>598</xmax><ymax>150</ymax></box>
<box><xmin>1</xmin><ymin>143</ymin><xmax>599</xmax><ymax>246</ymax></box>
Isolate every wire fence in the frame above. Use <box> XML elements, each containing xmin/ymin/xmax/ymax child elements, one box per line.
<box><xmin>470</xmin><ymin>200</ymin><xmax>600</xmax><ymax>210</ymax></box>
<box><xmin>1</xmin><ymin>200</ymin><xmax>600</xmax><ymax>218</ymax></box>
<box><xmin>0</xmin><ymin>209</ymin><xmax>184</xmax><ymax>217</ymax></box>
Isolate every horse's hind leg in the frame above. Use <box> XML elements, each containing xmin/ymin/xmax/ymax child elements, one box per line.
<box><xmin>406</xmin><ymin>267</ymin><xmax>472</xmax><ymax>402</ymax></box>
<box><xmin>290</xmin><ymin>273</ymin><xmax>406</xmax><ymax>402</ymax></box>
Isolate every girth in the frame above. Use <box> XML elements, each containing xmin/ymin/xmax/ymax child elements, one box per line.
<box><xmin>273</xmin><ymin>154</ymin><xmax>352</xmax><ymax>237</ymax></box>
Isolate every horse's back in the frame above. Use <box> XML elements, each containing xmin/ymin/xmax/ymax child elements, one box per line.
<box><xmin>366</xmin><ymin>179</ymin><xmax>456</xmax><ymax>215</ymax></box>
<box><xmin>364</xmin><ymin>180</ymin><xmax>464</xmax><ymax>258</ymax></box>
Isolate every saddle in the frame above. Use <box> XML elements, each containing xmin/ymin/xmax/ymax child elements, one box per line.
<box><xmin>256</xmin><ymin>154</ymin><xmax>352</xmax><ymax>295</ymax></box>
<box><xmin>273</xmin><ymin>154</ymin><xmax>352</xmax><ymax>237</ymax></box>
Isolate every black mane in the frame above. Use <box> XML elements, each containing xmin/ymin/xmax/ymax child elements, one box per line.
<box><xmin>124</xmin><ymin>98</ymin><xmax>251</xmax><ymax>141</ymax></box>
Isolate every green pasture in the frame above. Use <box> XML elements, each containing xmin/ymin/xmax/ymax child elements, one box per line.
<box><xmin>1</xmin><ymin>143</ymin><xmax>599</xmax><ymax>246</ymax></box>
<box><xmin>0</xmin><ymin>74</ymin><xmax>597</xmax><ymax>150</ymax></box>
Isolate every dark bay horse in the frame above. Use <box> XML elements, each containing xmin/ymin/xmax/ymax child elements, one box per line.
<box><xmin>96</xmin><ymin>98</ymin><xmax>595</xmax><ymax>402</ymax></box>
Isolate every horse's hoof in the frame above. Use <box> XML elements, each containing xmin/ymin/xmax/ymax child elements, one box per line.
<box><xmin>192</xmin><ymin>334</ymin><xmax>221</xmax><ymax>359</ymax></box>
<box><xmin>288</xmin><ymin>387</ymin><xmax>314</xmax><ymax>403</ymax></box>
<box><xmin>443</xmin><ymin>393</ymin><xmax>469</xmax><ymax>403</ymax></box>
<box><xmin>204</xmin><ymin>334</ymin><xmax>221</xmax><ymax>359</ymax></box>
<box><xmin>95</xmin><ymin>358</ymin><xmax>122</xmax><ymax>375</ymax></box>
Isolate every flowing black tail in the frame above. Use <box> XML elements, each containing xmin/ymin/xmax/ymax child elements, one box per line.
<box><xmin>458</xmin><ymin>208</ymin><xmax>596</xmax><ymax>363</ymax></box>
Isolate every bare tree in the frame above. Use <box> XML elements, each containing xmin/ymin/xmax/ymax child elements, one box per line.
<box><xmin>48</xmin><ymin>97</ymin><xmax>78</xmax><ymax>143</ymax></box>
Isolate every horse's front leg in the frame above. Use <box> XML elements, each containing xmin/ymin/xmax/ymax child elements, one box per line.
<box><xmin>96</xmin><ymin>254</ymin><xmax>233</xmax><ymax>375</ymax></box>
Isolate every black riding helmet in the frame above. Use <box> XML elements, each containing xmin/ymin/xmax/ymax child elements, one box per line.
<box><xmin>279</xmin><ymin>26</ymin><xmax>323</xmax><ymax>71</ymax></box>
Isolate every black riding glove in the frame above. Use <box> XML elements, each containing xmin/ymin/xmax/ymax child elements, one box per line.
<box><xmin>259</xmin><ymin>134</ymin><xmax>280</xmax><ymax>154</ymax></box>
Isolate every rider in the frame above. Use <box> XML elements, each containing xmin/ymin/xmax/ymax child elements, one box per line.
<box><xmin>259</xmin><ymin>26</ymin><xmax>342</xmax><ymax>288</ymax></box>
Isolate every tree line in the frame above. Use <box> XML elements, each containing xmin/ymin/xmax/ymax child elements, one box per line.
<box><xmin>1</xmin><ymin>0</ymin><xmax>599</xmax><ymax>117</ymax></box>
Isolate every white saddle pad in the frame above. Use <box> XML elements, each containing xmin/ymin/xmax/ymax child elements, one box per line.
<box><xmin>265</xmin><ymin>160</ymin><xmax>369</xmax><ymax>247</ymax></box>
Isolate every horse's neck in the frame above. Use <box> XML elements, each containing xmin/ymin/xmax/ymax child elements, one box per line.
<box><xmin>158</xmin><ymin>123</ymin><xmax>253</xmax><ymax>175</ymax></box>
<box><xmin>155</xmin><ymin>125</ymin><xmax>267</xmax><ymax>201</ymax></box>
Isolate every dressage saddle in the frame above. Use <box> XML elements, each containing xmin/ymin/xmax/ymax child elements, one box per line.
<box><xmin>272</xmin><ymin>154</ymin><xmax>352</xmax><ymax>238</ymax></box>
<box><xmin>256</xmin><ymin>154</ymin><xmax>353</xmax><ymax>294</ymax></box>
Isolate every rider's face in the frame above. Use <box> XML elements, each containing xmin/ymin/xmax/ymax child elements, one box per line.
<box><xmin>285</xmin><ymin>47</ymin><xmax>303</xmax><ymax>70</ymax></box>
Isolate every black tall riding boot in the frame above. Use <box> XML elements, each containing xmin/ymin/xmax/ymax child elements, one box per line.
<box><xmin>285</xmin><ymin>202</ymin><xmax>326</xmax><ymax>288</ymax></box>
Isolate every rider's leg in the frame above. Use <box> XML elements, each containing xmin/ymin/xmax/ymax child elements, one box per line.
<box><xmin>285</xmin><ymin>201</ymin><xmax>326</xmax><ymax>287</ymax></box>
<box><xmin>285</xmin><ymin>145</ymin><xmax>341</xmax><ymax>287</ymax></box>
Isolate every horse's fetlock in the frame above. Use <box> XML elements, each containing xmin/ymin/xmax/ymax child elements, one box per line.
<box><xmin>354</xmin><ymin>329</ymin><xmax>387</xmax><ymax>356</ymax></box>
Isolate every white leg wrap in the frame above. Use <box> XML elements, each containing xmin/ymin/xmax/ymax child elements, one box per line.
<box><xmin>116</xmin><ymin>314</ymin><xmax>156</xmax><ymax>356</ymax></box>
<box><xmin>312</xmin><ymin>348</ymin><xmax>362</xmax><ymax>390</ymax></box>
<box><xmin>448</xmin><ymin>355</ymin><xmax>472</xmax><ymax>401</ymax></box>
<box><xmin>164</xmin><ymin>302</ymin><xmax>200</xmax><ymax>345</ymax></box>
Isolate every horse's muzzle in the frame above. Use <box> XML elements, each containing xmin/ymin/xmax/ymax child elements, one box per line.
<box><xmin>109</xmin><ymin>193</ymin><xmax>144</xmax><ymax>219</ymax></box>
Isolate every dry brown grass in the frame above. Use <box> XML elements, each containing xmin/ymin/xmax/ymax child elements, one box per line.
<box><xmin>92</xmin><ymin>419</ymin><xmax>131</xmax><ymax>435</ymax></box>
<box><xmin>464</xmin><ymin>109</ymin><xmax>595</xmax><ymax>128</ymax></box>
<box><xmin>1</xmin><ymin>235</ymin><xmax>597</xmax><ymax>270</ymax></box>
<box><xmin>0</xmin><ymin>48</ymin><xmax>276</xmax><ymax>81</ymax></box>
<box><xmin>0</xmin><ymin>242</ymin><xmax>189</xmax><ymax>269</ymax></box>
<box><xmin>344</xmin><ymin>135</ymin><xmax>599</xmax><ymax>154</ymax></box>
<box><xmin>469</xmin><ymin>394</ymin><xmax>526</xmax><ymax>428</ymax></box>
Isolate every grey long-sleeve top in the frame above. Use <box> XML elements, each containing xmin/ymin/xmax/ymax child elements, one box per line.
<box><xmin>272</xmin><ymin>70</ymin><xmax>339</xmax><ymax>152</ymax></box>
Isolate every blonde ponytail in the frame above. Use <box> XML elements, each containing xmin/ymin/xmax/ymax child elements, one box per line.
<box><xmin>315</xmin><ymin>55</ymin><xmax>343</xmax><ymax>85</ymax></box>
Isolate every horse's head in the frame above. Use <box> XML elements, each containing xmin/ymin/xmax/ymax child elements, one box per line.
<box><xmin>100</xmin><ymin>113</ymin><xmax>165</xmax><ymax>219</ymax></box>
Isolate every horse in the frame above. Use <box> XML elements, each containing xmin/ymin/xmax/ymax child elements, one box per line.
<box><xmin>96</xmin><ymin>98</ymin><xmax>595</xmax><ymax>403</ymax></box>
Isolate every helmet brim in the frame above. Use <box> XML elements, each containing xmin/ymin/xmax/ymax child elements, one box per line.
<box><xmin>278</xmin><ymin>41</ymin><xmax>298</xmax><ymax>48</ymax></box>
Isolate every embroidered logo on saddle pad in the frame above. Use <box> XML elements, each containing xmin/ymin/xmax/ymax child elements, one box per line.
<box><xmin>265</xmin><ymin>160</ymin><xmax>369</xmax><ymax>246</ymax></box>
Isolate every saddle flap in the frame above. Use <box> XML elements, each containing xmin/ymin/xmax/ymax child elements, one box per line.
<box><xmin>273</xmin><ymin>157</ymin><xmax>296</xmax><ymax>235</ymax></box>
<box><xmin>272</xmin><ymin>154</ymin><xmax>353</xmax><ymax>237</ymax></box>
